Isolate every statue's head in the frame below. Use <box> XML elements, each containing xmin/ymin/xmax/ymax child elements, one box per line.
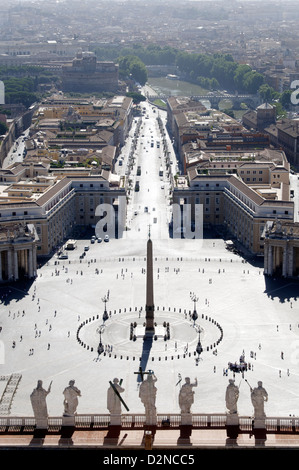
<box><xmin>113</xmin><ymin>378</ymin><xmax>119</xmax><ymax>384</ymax></box>
<box><xmin>229</xmin><ymin>379</ymin><xmax>235</xmax><ymax>385</ymax></box>
<box><xmin>258</xmin><ymin>381</ymin><xmax>262</xmax><ymax>387</ymax></box>
<box><xmin>185</xmin><ymin>377</ymin><xmax>191</xmax><ymax>384</ymax></box>
<box><xmin>37</xmin><ymin>380</ymin><xmax>43</xmax><ymax>388</ymax></box>
<box><xmin>69</xmin><ymin>380</ymin><xmax>75</xmax><ymax>386</ymax></box>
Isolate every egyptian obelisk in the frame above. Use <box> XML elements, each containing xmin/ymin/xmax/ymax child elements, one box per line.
<box><xmin>145</xmin><ymin>228</ymin><xmax>155</xmax><ymax>337</ymax></box>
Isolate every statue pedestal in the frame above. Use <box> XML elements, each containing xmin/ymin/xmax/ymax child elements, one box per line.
<box><xmin>35</xmin><ymin>418</ymin><xmax>48</xmax><ymax>429</ymax></box>
<box><xmin>62</xmin><ymin>415</ymin><xmax>75</xmax><ymax>427</ymax></box>
<box><xmin>32</xmin><ymin>418</ymin><xmax>48</xmax><ymax>445</ymax></box>
<box><xmin>226</xmin><ymin>413</ymin><xmax>239</xmax><ymax>440</ymax></box>
<box><xmin>178</xmin><ymin>414</ymin><xmax>192</xmax><ymax>445</ymax></box>
<box><xmin>110</xmin><ymin>414</ymin><xmax>122</xmax><ymax>426</ymax></box>
<box><xmin>143</xmin><ymin>426</ymin><xmax>156</xmax><ymax>449</ymax></box>
<box><xmin>104</xmin><ymin>424</ymin><xmax>121</xmax><ymax>446</ymax></box>
<box><xmin>59</xmin><ymin>415</ymin><xmax>75</xmax><ymax>446</ymax></box>
<box><xmin>253</xmin><ymin>418</ymin><xmax>267</xmax><ymax>444</ymax></box>
<box><xmin>253</xmin><ymin>418</ymin><xmax>266</xmax><ymax>428</ymax></box>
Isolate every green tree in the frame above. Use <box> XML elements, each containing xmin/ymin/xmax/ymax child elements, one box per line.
<box><xmin>258</xmin><ymin>84</ymin><xmax>277</xmax><ymax>102</ymax></box>
<box><xmin>0</xmin><ymin>122</ymin><xmax>8</xmax><ymax>135</ymax></box>
<box><xmin>280</xmin><ymin>90</ymin><xmax>293</xmax><ymax>110</ymax></box>
<box><xmin>118</xmin><ymin>55</ymin><xmax>148</xmax><ymax>85</ymax></box>
<box><xmin>126</xmin><ymin>92</ymin><xmax>146</xmax><ymax>104</ymax></box>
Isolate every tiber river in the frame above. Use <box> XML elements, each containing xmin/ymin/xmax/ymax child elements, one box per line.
<box><xmin>146</xmin><ymin>76</ymin><xmax>246</xmax><ymax>117</ymax></box>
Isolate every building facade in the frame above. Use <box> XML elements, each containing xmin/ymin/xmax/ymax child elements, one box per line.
<box><xmin>0</xmin><ymin>222</ymin><xmax>37</xmax><ymax>281</ymax></box>
<box><xmin>61</xmin><ymin>50</ymin><xmax>119</xmax><ymax>93</ymax></box>
<box><xmin>264</xmin><ymin>220</ymin><xmax>299</xmax><ymax>278</ymax></box>
<box><xmin>173</xmin><ymin>171</ymin><xmax>294</xmax><ymax>256</ymax></box>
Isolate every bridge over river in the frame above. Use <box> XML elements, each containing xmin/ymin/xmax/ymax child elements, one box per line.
<box><xmin>148</xmin><ymin>92</ymin><xmax>260</xmax><ymax>109</ymax></box>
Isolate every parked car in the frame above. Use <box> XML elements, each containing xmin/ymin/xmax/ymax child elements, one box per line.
<box><xmin>104</xmin><ymin>235</ymin><xmax>109</xmax><ymax>242</ymax></box>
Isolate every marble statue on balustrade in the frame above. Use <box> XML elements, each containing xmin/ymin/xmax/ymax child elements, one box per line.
<box><xmin>250</xmin><ymin>381</ymin><xmax>268</xmax><ymax>419</ymax></box>
<box><xmin>63</xmin><ymin>380</ymin><xmax>81</xmax><ymax>416</ymax></box>
<box><xmin>30</xmin><ymin>380</ymin><xmax>52</xmax><ymax>426</ymax></box>
<box><xmin>139</xmin><ymin>371</ymin><xmax>157</xmax><ymax>425</ymax></box>
<box><xmin>179</xmin><ymin>377</ymin><xmax>198</xmax><ymax>414</ymax></box>
<box><xmin>107</xmin><ymin>378</ymin><xmax>125</xmax><ymax>415</ymax></box>
<box><xmin>225</xmin><ymin>379</ymin><xmax>239</xmax><ymax>415</ymax></box>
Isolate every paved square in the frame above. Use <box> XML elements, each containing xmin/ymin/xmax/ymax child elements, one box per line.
<box><xmin>0</xmin><ymin>233</ymin><xmax>298</xmax><ymax>420</ymax></box>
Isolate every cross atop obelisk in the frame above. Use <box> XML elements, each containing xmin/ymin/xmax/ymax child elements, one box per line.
<box><xmin>145</xmin><ymin>226</ymin><xmax>155</xmax><ymax>338</ymax></box>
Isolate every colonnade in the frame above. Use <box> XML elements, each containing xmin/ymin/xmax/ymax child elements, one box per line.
<box><xmin>0</xmin><ymin>244</ymin><xmax>36</xmax><ymax>281</ymax></box>
<box><xmin>264</xmin><ymin>240</ymin><xmax>299</xmax><ymax>278</ymax></box>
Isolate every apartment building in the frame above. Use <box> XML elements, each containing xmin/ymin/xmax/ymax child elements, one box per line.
<box><xmin>0</xmin><ymin>163</ymin><xmax>126</xmax><ymax>265</ymax></box>
<box><xmin>173</xmin><ymin>169</ymin><xmax>294</xmax><ymax>256</ymax></box>
<box><xmin>31</xmin><ymin>93</ymin><xmax>134</xmax><ymax>152</ymax></box>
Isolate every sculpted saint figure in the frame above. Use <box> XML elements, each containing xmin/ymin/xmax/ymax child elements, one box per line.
<box><xmin>179</xmin><ymin>377</ymin><xmax>198</xmax><ymax>414</ymax></box>
<box><xmin>30</xmin><ymin>380</ymin><xmax>52</xmax><ymax>420</ymax></box>
<box><xmin>107</xmin><ymin>378</ymin><xmax>125</xmax><ymax>414</ymax></box>
<box><xmin>225</xmin><ymin>379</ymin><xmax>239</xmax><ymax>414</ymax></box>
<box><xmin>251</xmin><ymin>381</ymin><xmax>268</xmax><ymax>419</ymax></box>
<box><xmin>63</xmin><ymin>380</ymin><xmax>81</xmax><ymax>416</ymax></box>
<box><xmin>139</xmin><ymin>371</ymin><xmax>157</xmax><ymax>423</ymax></box>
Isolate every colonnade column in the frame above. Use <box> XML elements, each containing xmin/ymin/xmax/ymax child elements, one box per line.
<box><xmin>282</xmin><ymin>245</ymin><xmax>287</xmax><ymax>278</ymax></box>
<box><xmin>28</xmin><ymin>247</ymin><xmax>34</xmax><ymax>278</ymax></box>
<box><xmin>7</xmin><ymin>250</ymin><xmax>13</xmax><ymax>280</ymax></box>
<box><xmin>33</xmin><ymin>245</ymin><xmax>37</xmax><ymax>277</ymax></box>
<box><xmin>287</xmin><ymin>245</ymin><xmax>294</xmax><ymax>277</ymax></box>
<box><xmin>13</xmin><ymin>250</ymin><xmax>19</xmax><ymax>281</ymax></box>
<box><xmin>264</xmin><ymin>242</ymin><xmax>269</xmax><ymax>274</ymax></box>
<box><xmin>267</xmin><ymin>244</ymin><xmax>273</xmax><ymax>276</ymax></box>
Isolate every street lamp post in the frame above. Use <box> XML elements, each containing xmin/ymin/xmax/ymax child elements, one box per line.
<box><xmin>191</xmin><ymin>294</ymin><xmax>198</xmax><ymax>323</ymax></box>
<box><xmin>97</xmin><ymin>330</ymin><xmax>104</xmax><ymax>356</ymax></box>
<box><xmin>102</xmin><ymin>294</ymin><xmax>109</xmax><ymax>322</ymax></box>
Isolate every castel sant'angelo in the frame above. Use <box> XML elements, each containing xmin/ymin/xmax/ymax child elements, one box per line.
<box><xmin>62</xmin><ymin>49</ymin><xmax>119</xmax><ymax>93</ymax></box>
